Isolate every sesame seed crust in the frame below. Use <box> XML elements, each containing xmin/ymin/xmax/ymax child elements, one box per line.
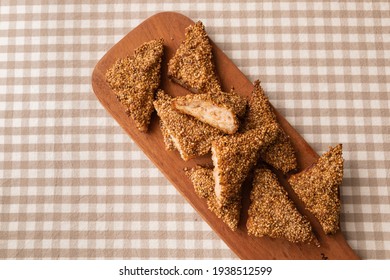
<box><xmin>106</xmin><ymin>38</ymin><xmax>164</xmax><ymax>132</ymax></box>
<box><xmin>159</xmin><ymin>119</ymin><xmax>176</xmax><ymax>151</ymax></box>
<box><xmin>153</xmin><ymin>90</ymin><xmax>224</xmax><ymax>161</ymax></box>
<box><xmin>185</xmin><ymin>166</ymin><xmax>241</xmax><ymax>231</ymax></box>
<box><xmin>185</xmin><ymin>165</ymin><xmax>214</xmax><ymax>199</ymax></box>
<box><xmin>172</xmin><ymin>89</ymin><xmax>247</xmax><ymax>134</ymax></box>
<box><xmin>247</xmin><ymin>168</ymin><xmax>318</xmax><ymax>245</ymax></box>
<box><xmin>116</xmin><ymin>89</ymin><xmax>155</xmax><ymax>133</ymax></box>
<box><xmin>207</xmin><ymin>193</ymin><xmax>241</xmax><ymax>231</ymax></box>
<box><xmin>243</xmin><ymin>80</ymin><xmax>297</xmax><ymax>174</ymax></box>
<box><xmin>288</xmin><ymin>144</ymin><xmax>343</xmax><ymax>235</ymax></box>
<box><xmin>212</xmin><ymin>124</ymin><xmax>279</xmax><ymax>205</ymax></box>
<box><xmin>167</xmin><ymin>21</ymin><xmax>221</xmax><ymax>94</ymax></box>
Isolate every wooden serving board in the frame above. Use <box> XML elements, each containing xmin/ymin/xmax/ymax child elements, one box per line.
<box><xmin>92</xmin><ymin>12</ymin><xmax>359</xmax><ymax>260</ymax></box>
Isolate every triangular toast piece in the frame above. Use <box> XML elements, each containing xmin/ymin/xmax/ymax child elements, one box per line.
<box><xmin>153</xmin><ymin>90</ymin><xmax>224</xmax><ymax>161</ymax></box>
<box><xmin>212</xmin><ymin>125</ymin><xmax>279</xmax><ymax>206</ymax></box>
<box><xmin>243</xmin><ymin>80</ymin><xmax>297</xmax><ymax>174</ymax></box>
<box><xmin>185</xmin><ymin>166</ymin><xmax>241</xmax><ymax>231</ymax></box>
<box><xmin>172</xmin><ymin>89</ymin><xmax>247</xmax><ymax>134</ymax></box>
<box><xmin>106</xmin><ymin>38</ymin><xmax>164</xmax><ymax>132</ymax></box>
<box><xmin>247</xmin><ymin>168</ymin><xmax>318</xmax><ymax>245</ymax></box>
<box><xmin>168</xmin><ymin>21</ymin><xmax>221</xmax><ymax>94</ymax></box>
<box><xmin>288</xmin><ymin>144</ymin><xmax>343</xmax><ymax>235</ymax></box>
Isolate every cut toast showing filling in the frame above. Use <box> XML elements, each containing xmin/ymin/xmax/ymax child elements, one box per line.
<box><xmin>167</xmin><ymin>21</ymin><xmax>221</xmax><ymax>94</ymax></box>
<box><xmin>243</xmin><ymin>80</ymin><xmax>297</xmax><ymax>174</ymax></box>
<box><xmin>211</xmin><ymin>125</ymin><xmax>279</xmax><ymax>206</ymax></box>
<box><xmin>186</xmin><ymin>166</ymin><xmax>241</xmax><ymax>231</ymax></box>
<box><xmin>153</xmin><ymin>90</ymin><xmax>224</xmax><ymax>161</ymax></box>
<box><xmin>247</xmin><ymin>168</ymin><xmax>318</xmax><ymax>245</ymax></box>
<box><xmin>172</xmin><ymin>89</ymin><xmax>247</xmax><ymax>134</ymax></box>
<box><xmin>106</xmin><ymin>38</ymin><xmax>164</xmax><ymax>132</ymax></box>
<box><xmin>288</xmin><ymin>144</ymin><xmax>343</xmax><ymax>235</ymax></box>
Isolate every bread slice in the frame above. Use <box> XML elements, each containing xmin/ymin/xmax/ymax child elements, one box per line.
<box><xmin>247</xmin><ymin>168</ymin><xmax>318</xmax><ymax>245</ymax></box>
<box><xmin>153</xmin><ymin>90</ymin><xmax>224</xmax><ymax>161</ymax></box>
<box><xmin>172</xmin><ymin>89</ymin><xmax>247</xmax><ymax>134</ymax></box>
<box><xmin>288</xmin><ymin>144</ymin><xmax>343</xmax><ymax>235</ymax></box>
<box><xmin>211</xmin><ymin>125</ymin><xmax>279</xmax><ymax>206</ymax></box>
<box><xmin>185</xmin><ymin>166</ymin><xmax>241</xmax><ymax>231</ymax></box>
<box><xmin>106</xmin><ymin>38</ymin><xmax>164</xmax><ymax>132</ymax></box>
<box><xmin>243</xmin><ymin>80</ymin><xmax>297</xmax><ymax>174</ymax></box>
<box><xmin>167</xmin><ymin>21</ymin><xmax>221</xmax><ymax>94</ymax></box>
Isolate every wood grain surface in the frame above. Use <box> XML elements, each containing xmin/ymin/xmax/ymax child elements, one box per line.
<box><xmin>92</xmin><ymin>11</ymin><xmax>359</xmax><ymax>260</ymax></box>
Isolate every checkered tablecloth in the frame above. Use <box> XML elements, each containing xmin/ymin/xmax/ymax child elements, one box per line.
<box><xmin>1</xmin><ymin>1</ymin><xmax>389</xmax><ymax>259</ymax></box>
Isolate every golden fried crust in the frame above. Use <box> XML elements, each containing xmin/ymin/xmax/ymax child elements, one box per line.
<box><xmin>185</xmin><ymin>166</ymin><xmax>214</xmax><ymax>199</ymax></box>
<box><xmin>106</xmin><ymin>38</ymin><xmax>164</xmax><ymax>132</ymax></box>
<box><xmin>167</xmin><ymin>21</ymin><xmax>221</xmax><ymax>94</ymax></box>
<box><xmin>172</xmin><ymin>89</ymin><xmax>247</xmax><ymax>134</ymax></box>
<box><xmin>207</xmin><ymin>193</ymin><xmax>241</xmax><ymax>231</ymax></box>
<box><xmin>116</xmin><ymin>90</ymin><xmax>155</xmax><ymax>133</ymax></box>
<box><xmin>247</xmin><ymin>168</ymin><xmax>318</xmax><ymax>245</ymax></box>
<box><xmin>243</xmin><ymin>80</ymin><xmax>297</xmax><ymax>173</ymax></box>
<box><xmin>153</xmin><ymin>90</ymin><xmax>224</xmax><ymax>161</ymax></box>
<box><xmin>263</xmin><ymin>127</ymin><xmax>298</xmax><ymax>174</ymax></box>
<box><xmin>159</xmin><ymin>119</ymin><xmax>176</xmax><ymax>151</ymax></box>
<box><xmin>242</xmin><ymin>80</ymin><xmax>277</xmax><ymax>131</ymax></box>
<box><xmin>185</xmin><ymin>166</ymin><xmax>241</xmax><ymax>231</ymax></box>
<box><xmin>212</xmin><ymin>124</ymin><xmax>279</xmax><ymax>206</ymax></box>
<box><xmin>288</xmin><ymin>144</ymin><xmax>343</xmax><ymax>235</ymax></box>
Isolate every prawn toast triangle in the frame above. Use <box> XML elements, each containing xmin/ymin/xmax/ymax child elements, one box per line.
<box><xmin>288</xmin><ymin>144</ymin><xmax>344</xmax><ymax>235</ymax></box>
<box><xmin>243</xmin><ymin>80</ymin><xmax>297</xmax><ymax>174</ymax></box>
<box><xmin>167</xmin><ymin>21</ymin><xmax>221</xmax><ymax>94</ymax></box>
<box><xmin>172</xmin><ymin>90</ymin><xmax>247</xmax><ymax>134</ymax></box>
<box><xmin>153</xmin><ymin>90</ymin><xmax>225</xmax><ymax>161</ymax></box>
<box><xmin>212</xmin><ymin>124</ymin><xmax>279</xmax><ymax>206</ymax></box>
<box><xmin>247</xmin><ymin>168</ymin><xmax>318</xmax><ymax>245</ymax></box>
<box><xmin>186</xmin><ymin>166</ymin><xmax>241</xmax><ymax>231</ymax></box>
<box><xmin>106</xmin><ymin>38</ymin><xmax>164</xmax><ymax>132</ymax></box>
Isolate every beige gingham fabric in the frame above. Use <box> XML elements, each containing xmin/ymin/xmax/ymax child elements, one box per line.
<box><xmin>1</xmin><ymin>1</ymin><xmax>389</xmax><ymax>259</ymax></box>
